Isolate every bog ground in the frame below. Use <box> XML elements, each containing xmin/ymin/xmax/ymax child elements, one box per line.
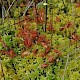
<box><xmin>0</xmin><ymin>0</ymin><xmax>80</xmax><ymax>80</ymax></box>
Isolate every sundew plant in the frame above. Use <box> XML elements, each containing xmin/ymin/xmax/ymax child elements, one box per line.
<box><xmin>0</xmin><ymin>0</ymin><xmax>80</xmax><ymax>80</ymax></box>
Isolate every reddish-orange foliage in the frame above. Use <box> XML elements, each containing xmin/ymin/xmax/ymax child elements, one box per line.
<box><xmin>36</xmin><ymin>9</ymin><xmax>45</xmax><ymax>24</ymax></box>
<box><xmin>71</xmin><ymin>33</ymin><xmax>80</xmax><ymax>42</ymax></box>
<box><xmin>38</xmin><ymin>53</ymin><xmax>46</xmax><ymax>57</ymax></box>
<box><xmin>53</xmin><ymin>49</ymin><xmax>61</xmax><ymax>56</ymax></box>
<box><xmin>41</xmin><ymin>42</ymin><xmax>47</xmax><ymax>48</ymax></box>
<box><xmin>37</xmin><ymin>35</ymin><xmax>50</xmax><ymax>44</ymax></box>
<box><xmin>17</xmin><ymin>27</ymin><xmax>39</xmax><ymax>48</ymax></box>
<box><xmin>65</xmin><ymin>22</ymin><xmax>72</xmax><ymax>28</ymax></box>
<box><xmin>17</xmin><ymin>27</ymin><xmax>38</xmax><ymax>39</ymax></box>
<box><xmin>0</xmin><ymin>38</ymin><xmax>16</xmax><ymax>58</ymax></box>
<box><xmin>24</xmin><ymin>38</ymin><xmax>33</xmax><ymax>48</ymax></box>
<box><xmin>41</xmin><ymin>63</ymin><xmax>48</xmax><ymax>68</ymax></box>
<box><xmin>32</xmin><ymin>49</ymin><xmax>38</xmax><ymax>55</ymax></box>
<box><xmin>21</xmin><ymin>51</ymin><xmax>30</xmax><ymax>58</ymax></box>
<box><xmin>76</xmin><ymin>2</ymin><xmax>80</xmax><ymax>7</ymax></box>
<box><xmin>46</xmin><ymin>24</ymin><xmax>54</xmax><ymax>31</ymax></box>
<box><xmin>55</xmin><ymin>16</ymin><xmax>61</xmax><ymax>22</ymax></box>
<box><xmin>30</xmin><ymin>30</ymin><xmax>38</xmax><ymax>40</ymax></box>
<box><xmin>47</xmin><ymin>56</ymin><xmax>54</xmax><ymax>63</ymax></box>
<box><xmin>45</xmin><ymin>46</ymin><xmax>51</xmax><ymax>54</ymax></box>
<box><xmin>20</xmin><ymin>3</ymin><xmax>26</xmax><ymax>7</ymax></box>
<box><xmin>8</xmin><ymin>49</ymin><xmax>16</xmax><ymax>58</ymax></box>
<box><xmin>59</xmin><ymin>27</ymin><xmax>65</xmax><ymax>31</ymax></box>
<box><xmin>0</xmin><ymin>39</ymin><xmax>7</xmax><ymax>49</ymax></box>
<box><xmin>37</xmin><ymin>35</ymin><xmax>46</xmax><ymax>43</ymax></box>
<box><xmin>60</xmin><ymin>22</ymin><xmax>72</xmax><ymax>31</ymax></box>
<box><xmin>0</xmin><ymin>50</ymin><xmax>7</xmax><ymax>55</ymax></box>
<box><xmin>17</xmin><ymin>28</ymin><xmax>28</xmax><ymax>37</ymax></box>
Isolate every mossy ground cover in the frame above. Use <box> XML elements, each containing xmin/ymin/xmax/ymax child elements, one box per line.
<box><xmin>0</xmin><ymin>0</ymin><xmax>80</xmax><ymax>80</ymax></box>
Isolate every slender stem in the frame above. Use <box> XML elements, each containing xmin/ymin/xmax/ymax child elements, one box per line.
<box><xmin>50</xmin><ymin>2</ymin><xmax>53</xmax><ymax>46</ymax></box>
<box><xmin>2</xmin><ymin>0</ymin><xmax>4</xmax><ymax>24</ymax></box>
<box><xmin>23</xmin><ymin>0</ymin><xmax>33</xmax><ymax>17</ymax></box>
<box><xmin>5</xmin><ymin>0</ymin><xmax>15</xmax><ymax>17</ymax></box>
<box><xmin>71</xmin><ymin>0</ymin><xmax>76</xmax><ymax>31</ymax></box>
<box><xmin>34</xmin><ymin>0</ymin><xmax>38</xmax><ymax>30</ymax></box>
<box><xmin>0</xmin><ymin>58</ymin><xmax>5</xmax><ymax>80</ymax></box>
<box><xmin>44</xmin><ymin>0</ymin><xmax>47</xmax><ymax>32</ymax></box>
<box><xmin>62</xmin><ymin>53</ymin><xmax>69</xmax><ymax>80</ymax></box>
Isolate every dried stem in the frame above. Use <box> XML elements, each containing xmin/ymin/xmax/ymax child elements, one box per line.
<box><xmin>62</xmin><ymin>53</ymin><xmax>69</xmax><ymax>80</ymax></box>
<box><xmin>23</xmin><ymin>0</ymin><xmax>33</xmax><ymax>17</ymax></box>
<box><xmin>0</xmin><ymin>58</ymin><xmax>5</xmax><ymax>79</ymax></box>
<box><xmin>50</xmin><ymin>2</ymin><xmax>53</xmax><ymax>46</ymax></box>
<box><xmin>5</xmin><ymin>0</ymin><xmax>15</xmax><ymax>17</ymax></box>
<box><xmin>44</xmin><ymin>0</ymin><xmax>47</xmax><ymax>32</ymax></box>
<box><xmin>71</xmin><ymin>0</ymin><xmax>76</xmax><ymax>31</ymax></box>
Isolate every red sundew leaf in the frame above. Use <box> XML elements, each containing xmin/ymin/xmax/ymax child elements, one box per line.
<box><xmin>60</xmin><ymin>22</ymin><xmax>72</xmax><ymax>31</ymax></box>
<box><xmin>24</xmin><ymin>38</ymin><xmax>33</xmax><ymax>47</ymax></box>
<box><xmin>46</xmin><ymin>26</ymin><xmax>54</xmax><ymax>31</ymax></box>
<box><xmin>59</xmin><ymin>27</ymin><xmax>65</xmax><ymax>31</ymax></box>
<box><xmin>23</xmin><ymin>24</ymin><xmax>30</xmax><ymax>29</ymax></box>
<box><xmin>36</xmin><ymin>9</ymin><xmax>45</xmax><ymax>24</ymax></box>
<box><xmin>53</xmin><ymin>49</ymin><xmax>61</xmax><ymax>56</ymax></box>
<box><xmin>17</xmin><ymin>28</ymin><xmax>27</xmax><ymax>37</ymax></box>
<box><xmin>37</xmin><ymin>35</ymin><xmax>46</xmax><ymax>43</ymax></box>
<box><xmin>41</xmin><ymin>42</ymin><xmax>47</xmax><ymax>48</ymax></box>
<box><xmin>30</xmin><ymin>30</ymin><xmax>38</xmax><ymax>40</ymax></box>
<box><xmin>21</xmin><ymin>30</ymin><xmax>27</xmax><ymax>35</ymax></box>
<box><xmin>21</xmin><ymin>51</ymin><xmax>30</xmax><ymax>58</ymax></box>
<box><xmin>70</xmin><ymin>39</ymin><xmax>76</xmax><ymax>44</ymax></box>
<box><xmin>71</xmin><ymin>33</ymin><xmax>80</xmax><ymax>41</ymax></box>
<box><xmin>20</xmin><ymin>3</ymin><xmax>25</xmax><ymax>7</ymax></box>
<box><xmin>8</xmin><ymin>49</ymin><xmax>16</xmax><ymax>58</ymax></box>
<box><xmin>64</xmin><ymin>22</ymin><xmax>72</xmax><ymax>29</ymax></box>
<box><xmin>39</xmin><ymin>53</ymin><xmax>46</xmax><ymax>57</ymax></box>
<box><xmin>24</xmin><ymin>16</ymin><xmax>30</xmax><ymax>21</ymax></box>
<box><xmin>76</xmin><ymin>2</ymin><xmax>80</xmax><ymax>8</ymax></box>
<box><xmin>18</xmin><ymin>28</ymin><xmax>23</xmax><ymax>31</ymax></box>
<box><xmin>32</xmin><ymin>49</ymin><xmax>38</xmax><ymax>55</ymax></box>
<box><xmin>47</xmin><ymin>56</ymin><xmax>54</xmax><ymax>63</ymax></box>
<box><xmin>41</xmin><ymin>63</ymin><xmax>48</xmax><ymax>68</ymax></box>
<box><xmin>0</xmin><ymin>50</ymin><xmax>7</xmax><ymax>55</ymax></box>
<box><xmin>37</xmin><ymin>35</ymin><xmax>50</xmax><ymax>45</ymax></box>
<box><xmin>45</xmin><ymin>39</ymin><xmax>51</xmax><ymax>44</ymax></box>
<box><xmin>45</xmin><ymin>46</ymin><xmax>51</xmax><ymax>54</ymax></box>
<box><xmin>55</xmin><ymin>16</ymin><xmax>61</xmax><ymax>22</ymax></box>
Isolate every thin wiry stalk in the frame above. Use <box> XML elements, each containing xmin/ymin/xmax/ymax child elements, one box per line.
<box><xmin>71</xmin><ymin>0</ymin><xmax>76</xmax><ymax>31</ymax></box>
<box><xmin>17</xmin><ymin>0</ymin><xmax>21</xmax><ymax>27</ymax></box>
<box><xmin>5</xmin><ymin>0</ymin><xmax>15</xmax><ymax>17</ymax></box>
<box><xmin>50</xmin><ymin>2</ymin><xmax>53</xmax><ymax>46</ymax></box>
<box><xmin>71</xmin><ymin>0</ymin><xmax>77</xmax><ymax>47</ymax></box>
<box><xmin>74</xmin><ymin>55</ymin><xmax>80</xmax><ymax>60</ymax></box>
<box><xmin>23</xmin><ymin>0</ymin><xmax>33</xmax><ymax>17</ymax></box>
<box><xmin>2</xmin><ymin>0</ymin><xmax>5</xmax><ymax>24</ymax></box>
<box><xmin>44</xmin><ymin>0</ymin><xmax>47</xmax><ymax>32</ymax></box>
<box><xmin>0</xmin><ymin>58</ymin><xmax>5</xmax><ymax>79</ymax></box>
<box><xmin>1</xmin><ymin>0</ymin><xmax>6</xmax><ymax>35</ymax></box>
<box><xmin>61</xmin><ymin>46</ymin><xmax>80</xmax><ymax>80</ymax></box>
<box><xmin>33</xmin><ymin>0</ymin><xmax>38</xmax><ymax>29</ymax></box>
<box><xmin>62</xmin><ymin>53</ymin><xmax>69</xmax><ymax>80</ymax></box>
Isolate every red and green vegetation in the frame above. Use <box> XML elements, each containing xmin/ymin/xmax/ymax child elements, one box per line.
<box><xmin>0</xmin><ymin>0</ymin><xmax>80</xmax><ymax>80</ymax></box>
